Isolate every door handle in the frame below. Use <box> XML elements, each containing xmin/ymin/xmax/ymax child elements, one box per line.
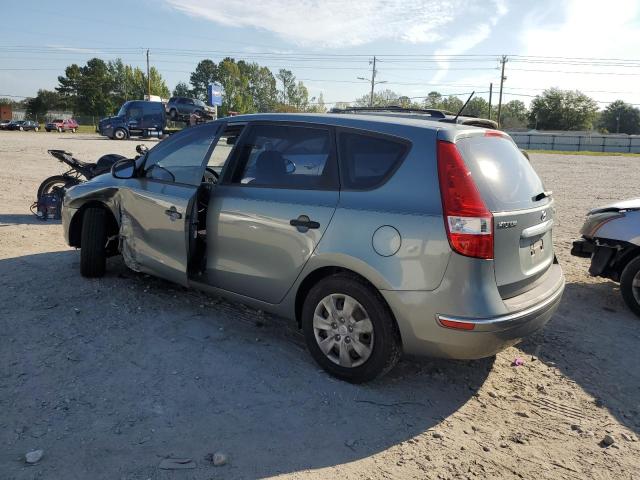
<box><xmin>164</xmin><ymin>207</ymin><xmax>182</xmax><ymax>221</ymax></box>
<box><xmin>290</xmin><ymin>215</ymin><xmax>320</xmax><ymax>231</ymax></box>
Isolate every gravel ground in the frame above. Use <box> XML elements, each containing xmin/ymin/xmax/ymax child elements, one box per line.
<box><xmin>1</xmin><ymin>131</ymin><xmax>639</xmax><ymax>479</ymax></box>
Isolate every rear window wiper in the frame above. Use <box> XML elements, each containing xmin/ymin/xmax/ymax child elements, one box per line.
<box><xmin>533</xmin><ymin>190</ymin><xmax>553</xmax><ymax>202</ymax></box>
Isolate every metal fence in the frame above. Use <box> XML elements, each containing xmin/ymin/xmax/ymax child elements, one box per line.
<box><xmin>508</xmin><ymin>132</ymin><xmax>640</xmax><ymax>153</ymax></box>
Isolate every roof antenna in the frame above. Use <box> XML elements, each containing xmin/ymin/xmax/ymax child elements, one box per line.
<box><xmin>453</xmin><ymin>91</ymin><xmax>475</xmax><ymax>123</ymax></box>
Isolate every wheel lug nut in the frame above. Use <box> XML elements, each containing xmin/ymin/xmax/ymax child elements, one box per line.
<box><xmin>348</xmin><ymin>326</ymin><xmax>353</xmax><ymax>332</ymax></box>
<box><xmin>332</xmin><ymin>323</ymin><xmax>338</xmax><ymax>329</ymax></box>
<box><xmin>335</xmin><ymin>334</ymin><xmax>341</xmax><ymax>341</ymax></box>
<box><xmin>345</xmin><ymin>336</ymin><xmax>351</xmax><ymax>343</ymax></box>
<box><xmin>339</xmin><ymin>317</ymin><xmax>345</xmax><ymax>323</ymax></box>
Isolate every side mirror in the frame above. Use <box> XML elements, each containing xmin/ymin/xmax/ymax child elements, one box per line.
<box><xmin>285</xmin><ymin>159</ymin><xmax>296</xmax><ymax>174</ymax></box>
<box><xmin>112</xmin><ymin>158</ymin><xmax>136</xmax><ymax>179</ymax></box>
<box><xmin>136</xmin><ymin>144</ymin><xmax>149</xmax><ymax>155</ymax></box>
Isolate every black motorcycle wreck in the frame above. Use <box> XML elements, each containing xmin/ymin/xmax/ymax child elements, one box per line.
<box><xmin>33</xmin><ymin>147</ymin><xmax>148</xmax><ymax>220</ymax></box>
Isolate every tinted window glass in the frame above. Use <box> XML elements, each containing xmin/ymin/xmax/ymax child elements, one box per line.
<box><xmin>143</xmin><ymin>126</ymin><xmax>217</xmax><ymax>185</ymax></box>
<box><xmin>338</xmin><ymin>132</ymin><xmax>408</xmax><ymax>189</ymax></box>
<box><xmin>456</xmin><ymin>135</ymin><xmax>545</xmax><ymax>211</ymax></box>
<box><xmin>231</xmin><ymin>124</ymin><xmax>337</xmax><ymax>189</ymax></box>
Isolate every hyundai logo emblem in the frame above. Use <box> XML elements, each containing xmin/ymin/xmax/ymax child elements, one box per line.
<box><xmin>540</xmin><ymin>210</ymin><xmax>547</xmax><ymax>221</ymax></box>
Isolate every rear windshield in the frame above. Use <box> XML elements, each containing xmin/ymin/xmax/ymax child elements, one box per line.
<box><xmin>456</xmin><ymin>135</ymin><xmax>546</xmax><ymax>211</ymax></box>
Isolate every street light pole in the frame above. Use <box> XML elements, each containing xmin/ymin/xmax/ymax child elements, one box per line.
<box><xmin>357</xmin><ymin>56</ymin><xmax>387</xmax><ymax>107</ymax></box>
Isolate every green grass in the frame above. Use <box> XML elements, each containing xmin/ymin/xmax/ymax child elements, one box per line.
<box><xmin>526</xmin><ymin>149</ymin><xmax>640</xmax><ymax>157</ymax></box>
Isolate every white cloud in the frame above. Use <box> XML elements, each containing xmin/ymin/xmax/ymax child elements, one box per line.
<box><xmin>513</xmin><ymin>0</ymin><xmax>640</xmax><ymax>106</ymax></box>
<box><xmin>165</xmin><ymin>0</ymin><xmax>507</xmax><ymax>48</ymax></box>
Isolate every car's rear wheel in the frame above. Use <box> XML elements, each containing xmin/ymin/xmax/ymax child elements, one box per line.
<box><xmin>34</xmin><ymin>127</ymin><xmax>39</xmax><ymax>132</ymax></box>
<box><xmin>302</xmin><ymin>274</ymin><xmax>401</xmax><ymax>383</ymax></box>
<box><xmin>169</xmin><ymin>108</ymin><xmax>178</xmax><ymax>119</ymax></box>
<box><xmin>80</xmin><ymin>208</ymin><xmax>108</xmax><ymax>278</ymax></box>
<box><xmin>113</xmin><ymin>128</ymin><xmax>127</xmax><ymax>140</ymax></box>
<box><xmin>71</xmin><ymin>128</ymin><xmax>76</xmax><ymax>133</ymax></box>
<box><xmin>57</xmin><ymin>127</ymin><xmax>62</xmax><ymax>133</ymax></box>
<box><xmin>620</xmin><ymin>256</ymin><xmax>640</xmax><ymax>318</ymax></box>
<box><xmin>19</xmin><ymin>126</ymin><xmax>23</xmax><ymax>131</ymax></box>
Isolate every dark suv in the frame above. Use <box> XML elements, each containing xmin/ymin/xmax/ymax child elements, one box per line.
<box><xmin>166</xmin><ymin>97</ymin><xmax>215</xmax><ymax>120</ymax></box>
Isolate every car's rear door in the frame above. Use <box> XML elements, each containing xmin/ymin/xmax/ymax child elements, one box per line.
<box><xmin>118</xmin><ymin>123</ymin><xmax>220</xmax><ymax>285</ymax></box>
<box><xmin>207</xmin><ymin>121</ymin><xmax>339</xmax><ymax>303</ymax></box>
<box><xmin>455</xmin><ymin>133</ymin><xmax>554</xmax><ymax>298</ymax></box>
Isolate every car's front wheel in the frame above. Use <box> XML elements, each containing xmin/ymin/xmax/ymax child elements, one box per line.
<box><xmin>302</xmin><ymin>274</ymin><xmax>401</xmax><ymax>383</ymax></box>
<box><xmin>620</xmin><ymin>256</ymin><xmax>640</xmax><ymax>317</ymax></box>
<box><xmin>80</xmin><ymin>208</ymin><xmax>107</xmax><ymax>278</ymax></box>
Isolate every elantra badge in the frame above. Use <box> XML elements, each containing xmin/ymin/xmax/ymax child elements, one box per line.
<box><xmin>497</xmin><ymin>220</ymin><xmax>518</xmax><ymax>229</ymax></box>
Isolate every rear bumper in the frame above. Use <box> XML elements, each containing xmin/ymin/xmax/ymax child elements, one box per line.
<box><xmin>382</xmin><ymin>261</ymin><xmax>565</xmax><ymax>359</ymax></box>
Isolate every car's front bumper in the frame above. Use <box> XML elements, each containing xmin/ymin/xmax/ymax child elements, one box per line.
<box><xmin>62</xmin><ymin>205</ymin><xmax>79</xmax><ymax>246</ymax></box>
<box><xmin>382</xmin><ymin>260</ymin><xmax>565</xmax><ymax>359</ymax></box>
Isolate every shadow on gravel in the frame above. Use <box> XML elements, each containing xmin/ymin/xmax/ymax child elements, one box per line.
<box><xmin>0</xmin><ymin>214</ymin><xmax>60</xmax><ymax>226</ymax></box>
<box><xmin>520</xmin><ymin>280</ymin><xmax>640</xmax><ymax>436</ymax></box>
<box><xmin>0</xmin><ymin>251</ymin><xmax>492</xmax><ymax>479</ymax></box>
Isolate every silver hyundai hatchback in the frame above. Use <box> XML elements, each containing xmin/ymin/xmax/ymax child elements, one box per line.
<box><xmin>62</xmin><ymin>113</ymin><xmax>565</xmax><ymax>383</ymax></box>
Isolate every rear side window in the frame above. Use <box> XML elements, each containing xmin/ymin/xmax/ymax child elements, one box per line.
<box><xmin>338</xmin><ymin>131</ymin><xmax>408</xmax><ymax>189</ymax></box>
<box><xmin>456</xmin><ymin>135</ymin><xmax>545</xmax><ymax>211</ymax></box>
<box><xmin>230</xmin><ymin>124</ymin><xmax>338</xmax><ymax>190</ymax></box>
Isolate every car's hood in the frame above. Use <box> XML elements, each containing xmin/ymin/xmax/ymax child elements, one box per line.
<box><xmin>100</xmin><ymin>115</ymin><xmax>124</xmax><ymax>124</ymax></box>
<box><xmin>589</xmin><ymin>198</ymin><xmax>640</xmax><ymax>215</ymax></box>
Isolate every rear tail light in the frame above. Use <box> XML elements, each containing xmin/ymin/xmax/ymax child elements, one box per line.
<box><xmin>437</xmin><ymin>140</ymin><xmax>493</xmax><ymax>259</ymax></box>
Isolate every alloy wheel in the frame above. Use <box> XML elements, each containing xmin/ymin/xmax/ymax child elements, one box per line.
<box><xmin>312</xmin><ymin>293</ymin><xmax>374</xmax><ymax>368</ymax></box>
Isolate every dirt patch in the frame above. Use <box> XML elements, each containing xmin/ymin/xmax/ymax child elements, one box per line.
<box><xmin>1</xmin><ymin>132</ymin><xmax>639</xmax><ymax>479</ymax></box>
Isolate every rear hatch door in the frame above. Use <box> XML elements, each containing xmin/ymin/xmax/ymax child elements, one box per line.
<box><xmin>456</xmin><ymin>133</ymin><xmax>554</xmax><ymax>298</ymax></box>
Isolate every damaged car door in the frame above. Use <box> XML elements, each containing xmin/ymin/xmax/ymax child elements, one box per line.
<box><xmin>118</xmin><ymin>123</ymin><xmax>219</xmax><ymax>285</ymax></box>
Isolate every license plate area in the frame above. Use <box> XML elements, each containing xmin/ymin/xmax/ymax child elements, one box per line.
<box><xmin>530</xmin><ymin>238</ymin><xmax>544</xmax><ymax>257</ymax></box>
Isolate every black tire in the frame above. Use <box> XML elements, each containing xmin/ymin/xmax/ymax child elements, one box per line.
<box><xmin>37</xmin><ymin>175</ymin><xmax>80</xmax><ymax>200</ymax></box>
<box><xmin>114</xmin><ymin>128</ymin><xmax>127</xmax><ymax>140</ymax></box>
<box><xmin>169</xmin><ymin>108</ymin><xmax>178</xmax><ymax>120</ymax></box>
<box><xmin>620</xmin><ymin>256</ymin><xmax>640</xmax><ymax>317</ymax></box>
<box><xmin>80</xmin><ymin>208</ymin><xmax>107</xmax><ymax>278</ymax></box>
<box><xmin>301</xmin><ymin>274</ymin><xmax>401</xmax><ymax>383</ymax></box>
<box><xmin>46</xmin><ymin>129</ymin><xmax>51</xmax><ymax>132</ymax></box>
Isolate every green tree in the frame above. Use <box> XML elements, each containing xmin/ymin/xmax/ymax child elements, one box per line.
<box><xmin>190</xmin><ymin>59</ymin><xmax>219</xmax><ymax>100</ymax></box>
<box><xmin>464</xmin><ymin>97</ymin><xmax>489</xmax><ymax>118</ymax></box>
<box><xmin>599</xmin><ymin>100</ymin><xmax>640</xmax><ymax>134</ymax></box>
<box><xmin>308</xmin><ymin>92</ymin><xmax>327</xmax><ymax>113</ymax></box>
<box><xmin>529</xmin><ymin>88</ymin><xmax>598</xmax><ymax>130</ymax></box>
<box><xmin>173</xmin><ymin>81</ymin><xmax>192</xmax><ymax>97</ymax></box>
<box><xmin>500</xmin><ymin>100</ymin><xmax>529</xmax><ymax>129</ymax></box>
<box><xmin>423</xmin><ymin>91</ymin><xmax>443</xmax><ymax>109</ymax></box>
<box><xmin>354</xmin><ymin>89</ymin><xmax>399</xmax><ymax>107</ymax></box>
<box><xmin>440</xmin><ymin>95</ymin><xmax>464</xmax><ymax>113</ymax></box>
<box><xmin>276</xmin><ymin>69</ymin><xmax>296</xmax><ymax>105</ymax></box>
<box><xmin>26</xmin><ymin>89</ymin><xmax>65</xmax><ymax>119</ymax></box>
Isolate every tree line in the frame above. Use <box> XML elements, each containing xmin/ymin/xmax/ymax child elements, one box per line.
<box><xmin>1</xmin><ymin>56</ymin><xmax>640</xmax><ymax>133</ymax></box>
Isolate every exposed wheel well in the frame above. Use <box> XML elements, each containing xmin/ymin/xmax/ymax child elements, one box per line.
<box><xmin>69</xmin><ymin>202</ymin><xmax>119</xmax><ymax>249</ymax></box>
<box><xmin>294</xmin><ymin>266</ymin><xmax>402</xmax><ymax>344</ymax></box>
<box><xmin>612</xmin><ymin>245</ymin><xmax>640</xmax><ymax>281</ymax></box>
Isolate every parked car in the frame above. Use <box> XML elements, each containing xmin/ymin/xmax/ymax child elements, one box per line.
<box><xmin>166</xmin><ymin>96</ymin><xmax>215</xmax><ymax>121</ymax></box>
<box><xmin>572</xmin><ymin>198</ymin><xmax>640</xmax><ymax>317</ymax></box>
<box><xmin>98</xmin><ymin>100</ymin><xmax>165</xmax><ymax>140</ymax></box>
<box><xmin>46</xmin><ymin>118</ymin><xmax>79</xmax><ymax>133</ymax></box>
<box><xmin>62</xmin><ymin>113</ymin><xmax>564</xmax><ymax>383</ymax></box>
<box><xmin>0</xmin><ymin>119</ymin><xmax>12</xmax><ymax>130</ymax></box>
<box><xmin>7</xmin><ymin>120</ymin><xmax>40</xmax><ymax>131</ymax></box>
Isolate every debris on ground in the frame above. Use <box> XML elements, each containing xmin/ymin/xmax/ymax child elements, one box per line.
<box><xmin>25</xmin><ymin>449</ymin><xmax>43</xmax><ymax>464</ymax></box>
<box><xmin>205</xmin><ymin>451</ymin><xmax>229</xmax><ymax>466</ymax></box>
<box><xmin>158</xmin><ymin>457</ymin><xmax>197</xmax><ymax>470</ymax></box>
<box><xmin>601</xmin><ymin>434</ymin><xmax>616</xmax><ymax>447</ymax></box>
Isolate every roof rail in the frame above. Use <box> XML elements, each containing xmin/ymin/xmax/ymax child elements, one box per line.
<box><xmin>330</xmin><ymin>105</ymin><xmax>449</xmax><ymax>119</ymax></box>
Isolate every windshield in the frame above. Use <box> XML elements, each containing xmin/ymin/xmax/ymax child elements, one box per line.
<box><xmin>117</xmin><ymin>102</ymin><xmax>131</xmax><ymax>116</ymax></box>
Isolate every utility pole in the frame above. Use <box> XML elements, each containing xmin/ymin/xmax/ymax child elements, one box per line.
<box><xmin>496</xmin><ymin>55</ymin><xmax>507</xmax><ymax>128</ymax></box>
<box><xmin>146</xmin><ymin>49</ymin><xmax>151</xmax><ymax>99</ymax></box>
<box><xmin>357</xmin><ymin>56</ymin><xmax>387</xmax><ymax>107</ymax></box>
<box><xmin>369</xmin><ymin>56</ymin><xmax>377</xmax><ymax>107</ymax></box>
<box><xmin>488</xmin><ymin>82</ymin><xmax>493</xmax><ymax>120</ymax></box>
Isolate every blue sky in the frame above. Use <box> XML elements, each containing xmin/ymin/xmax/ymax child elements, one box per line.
<box><xmin>2</xmin><ymin>0</ymin><xmax>640</xmax><ymax>108</ymax></box>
